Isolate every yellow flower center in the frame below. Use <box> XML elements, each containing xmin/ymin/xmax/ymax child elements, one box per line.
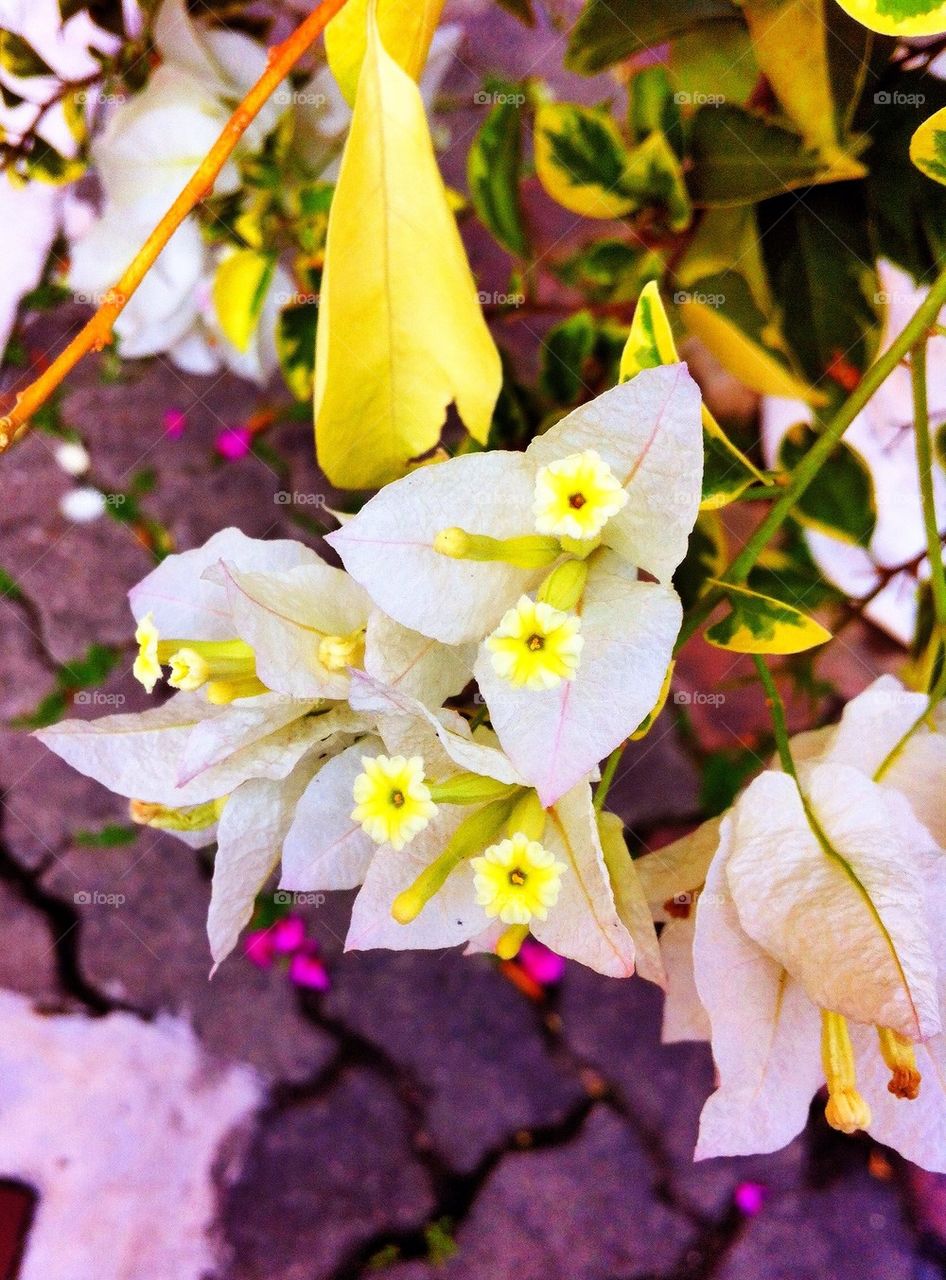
<box><xmin>133</xmin><ymin>612</ymin><xmax>261</xmax><ymax>700</ymax></box>
<box><xmin>533</xmin><ymin>449</ymin><xmax>628</xmax><ymax>541</ymax></box>
<box><xmin>133</xmin><ymin>613</ymin><xmax>162</xmax><ymax>693</ymax></box>
<box><xmin>471</xmin><ymin>832</ymin><xmax>567</xmax><ymax>925</ymax></box>
<box><xmin>352</xmin><ymin>755</ymin><xmax>437</xmax><ymax>851</ymax></box>
<box><xmin>485</xmin><ymin>596</ymin><xmax>583</xmax><ymax>691</ymax></box>
<box><xmin>318</xmin><ymin>628</ymin><xmax>367</xmax><ymax>673</ymax></box>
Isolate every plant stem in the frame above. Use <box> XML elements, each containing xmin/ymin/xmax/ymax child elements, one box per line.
<box><xmin>593</xmin><ymin>742</ymin><xmax>625</xmax><ymax>813</ymax></box>
<box><xmin>675</xmin><ymin>258</ymin><xmax>946</xmax><ymax>653</ymax></box>
<box><xmin>911</xmin><ymin>339</ymin><xmax>946</xmax><ymax>634</ymax></box>
<box><xmin>0</xmin><ymin>0</ymin><xmax>349</xmax><ymax>453</ymax></box>
<box><xmin>752</xmin><ymin>655</ymin><xmax>796</xmax><ymax>780</ymax></box>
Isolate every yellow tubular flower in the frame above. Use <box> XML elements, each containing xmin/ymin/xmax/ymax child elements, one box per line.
<box><xmin>821</xmin><ymin>1010</ymin><xmax>872</xmax><ymax>1135</ymax></box>
<box><xmin>533</xmin><ymin>449</ymin><xmax>628</xmax><ymax>541</ymax></box>
<box><xmin>471</xmin><ymin>832</ymin><xmax>567</xmax><ymax>925</ymax></box>
<box><xmin>133</xmin><ymin>613</ymin><xmax>162</xmax><ymax>693</ymax></box>
<box><xmin>318</xmin><ymin>628</ymin><xmax>367</xmax><ymax>673</ymax></box>
<box><xmin>352</xmin><ymin>755</ymin><xmax>437</xmax><ymax>851</ymax></box>
<box><xmin>485</xmin><ymin>596</ymin><xmax>584</xmax><ymax>690</ymax></box>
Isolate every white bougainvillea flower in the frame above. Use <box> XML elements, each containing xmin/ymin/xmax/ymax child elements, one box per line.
<box><xmin>636</xmin><ymin>675</ymin><xmax>946</xmax><ymax>1170</ymax></box>
<box><xmin>329</xmin><ymin>366</ymin><xmax>703</xmax><ymax>803</ymax></box>
<box><xmin>38</xmin><ymin>529</ymin><xmax>471</xmax><ymax>968</ymax></box>
<box><xmin>471</xmin><ymin>834</ymin><xmax>567</xmax><ymax>924</ymax></box>
<box><xmin>484</xmin><ymin>596</ymin><xmax>584</xmax><ymax>690</ymax></box>
<box><xmin>278</xmin><ymin>671</ymin><xmax>660</xmax><ymax>977</ymax></box>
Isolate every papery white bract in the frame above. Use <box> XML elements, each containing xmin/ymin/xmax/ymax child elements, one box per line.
<box><xmin>328</xmin><ymin>366</ymin><xmax>702</xmax><ymax>804</ymax></box>
<box><xmin>637</xmin><ymin>675</ymin><xmax>946</xmax><ymax>1171</ymax></box>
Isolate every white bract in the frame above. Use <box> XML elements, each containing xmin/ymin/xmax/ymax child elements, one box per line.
<box><xmin>36</xmin><ymin>529</ymin><xmax>472</xmax><ymax>969</ymax></box>
<box><xmin>328</xmin><ymin>365</ymin><xmax>703</xmax><ymax>805</ymax></box>
<box><xmin>637</xmin><ymin>675</ymin><xmax>946</xmax><ymax>1171</ymax></box>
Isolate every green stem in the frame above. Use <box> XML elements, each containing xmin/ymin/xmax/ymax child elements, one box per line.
<box><xmin>752</xmin><ymin>655</ymin><xmax>796</xmax><ymax>780</ymax></box>
<box><xmin>676</xmin><ymin>260</ymin><xmax>946</xmax><ymax>653</ymax></box>
<box><xmin>911</xmin><ymin>339</ymin><xmax>946</xmax><ymax>636</ymax></box>
<box><xmin>593</xmin><ymin>743</ymin><xmax>625</xmax><ymax>814</ymax></box>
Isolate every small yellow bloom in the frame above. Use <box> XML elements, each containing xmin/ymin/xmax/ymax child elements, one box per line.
<box><xmin>133</xmin><ymin>612</ymin><xmax>162</xmax><ymax>693</ymax></box>
<box><xmin>533</xmin><ymin>449</ymin><xmax>628</xmax><ymax>541</ymax></box>
<box><xmin>352</xmin><ymin>755</ymin><xmax>437</xmax><ymax>851</ymax></box>
<box><xmin>318</xmin><ymin>628</ymin><xmax>366</xmax><ymax>673</ymax></box>
<box><xmin>471</xmin><ymin>832</ymin><xmax>567</xmax><ymax>924</ymax></box>
<box><xmin>485</xmin><ymin>596</ymin><xmax>583</xmax><ymax>690</ymax></box>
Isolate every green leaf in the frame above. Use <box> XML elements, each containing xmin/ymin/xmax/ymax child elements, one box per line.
<box><xmin>705</xmin><ymin>580</ymin><xmax>832</xmax><ymax>654</ymax></box>
<box><xmin>276</xmin><ymin>301</ymin><xmax>319</xmax><ymax>402</ymax></box>
<box><xmin>688</xmin><ymin>105</ymin><xmax>863</xmax><ymax>206</ymax></box>
<box><xmin>24</xmin><ymin>138</ymin><xmax>85</xmax><ymax>185</ymax></box>
<box><xmin>539</xmin><ymin>311</ymin><xmax>597</xmax><ymax>405</ymax></box>
<box><xmin>555</xmin><ymin>241</ymin><xmax>666</xmax><ymax>303</ymax></box>
<box><xmin>565</xmin><ymin>0</ymin><xmax>736</xmax><ymax>74</ymax></box>
<box><xmin>910</xmin><ymin>105</ymin><xmax>946</xmax><ymax>185</ymax></box>
<box><xmin>628</xmin><ymin>65</ymin><xmax>682</xmax><ymax>153</ymax></box>
<box><xmin>622</xmin><ymin>130</ymin><xmax>692</xmax><ymax>231</ymax></box>
<box><xmin>213</xmin><ymin>250</ymin><xmax>276</xmax><ymax>353</ymax></box>
<box><xmin>673</xmin><ymin>510</ymin><xmax>728</xmax><ymax>612</ymax></box>
<box><xmin>759</xmin><ymin>184</ymin><xmax>882</xmax><ymax>390</ymax></box>
<box><xmin>670</xmin><ymin>21</ymin><xmax>759</xmax><ymax>109</ymax></box>
<box><xmin>860</xmin><ymin>69</ymin><xmax>946</xmax><ymax>278</ymax></box>
<box><xmin>700</xmin><ymin>747</ymin><xmax>761</xmax><ymax>816</ymax></box>
<box><xmin>467</xmin><ymin>96</ymin><xmax>528</xmax><ymax>256</ymax></box>
<box><xmin>0</xmin><ymin>29</ymin><xmax>54</xmax><ymax>78</ymax></box>
<box><xmin>747</xmin><ymin>519</ymin><xmax>844</xmax><ymax>610</ymax></box>
<box><xmin>534</xmin><ymin>103</ymin><xmax>637</xmax><ymax>219</ymax></box>
<box><xmin>0</xmin><ymin>567</ymin><xmax>25</xmax><ymax>604</ymax></box>
<box><xmin>73</xmin><ymin>824</ymin><xmax>139</xmax><ymax>848</ymax></box>
<box><xmin>777</xmin><ymin>422</ymin><xmax>877</xmax><ymax>546</ymax></box>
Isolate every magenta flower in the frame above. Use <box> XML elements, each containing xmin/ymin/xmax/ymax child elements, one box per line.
<box><xmin>243</xmin><ymin>914</ymin><xmax>330</xmax><ymax>990</ymax></box>
<box><xmin>517</xmin><ymin>938</ymin><xmax>566</xmax><ymax>987</ymax></box>
<box><xmin>162</xmin><ymin>407</ymin><xmax>188</xmax><ymax>439</ymax></box>
<box><xmin>214</xmin><ymin>425</ymin><xmax>253</xmax><ymax>460</ymax></box>
<box><xmin>734</xmin><ymin>1182</ymin><xmax>769</xmax><ymax>1216</ymax></box>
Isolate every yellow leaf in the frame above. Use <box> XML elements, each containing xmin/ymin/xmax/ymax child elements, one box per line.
<box><xmin>326</xmin><ymin>0</ymin><xmax>446</xmax><ymax>106</ymax></box>
<box><xmin>213</xmin><ymin>249</ymin><xmax>275</xmax><ymax>353</ymax></box>
<box><xmin>314</xmin><ymin>6</ymin><xmax>501</xmax><ymax>489</ymax></box>
<box><xmin>620</xmin><ymin>281</ymin><xmax>769</xmax><ymax>503</ymax></box>
<box><xmin>834</xmin><ymin>0</ymin><xmax>946</xmax><ymax>35</ymax></box>
<box><xmin>678</xmin><ymin>297</ymin><xmax>827</xmax><ymax>405</ymax></box>
<box><xmin>910</xmin><ymin>107</ymin><xmax>946</xmax><ymax>186</ymax></box>
<box><xmin>705</xmin><ymin>580</ymin><xmax>831</xmax><ymax>654</ymax></box>
<box><xmin>742</xmin><ymin>0</ymin><xmax>864</xmax><ymax>170</ymax></box>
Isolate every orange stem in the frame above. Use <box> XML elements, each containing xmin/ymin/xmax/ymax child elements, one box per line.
<box><xmin>0</xmin><ymin>0</ymin><xmax>349</xmax><ymax>453</ymax></box>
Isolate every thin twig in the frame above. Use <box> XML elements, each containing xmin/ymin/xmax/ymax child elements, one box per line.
<box><xmin>0</xmin><ymin>0</ymin><xmax>349</xmax><ymax>452</ymax></box>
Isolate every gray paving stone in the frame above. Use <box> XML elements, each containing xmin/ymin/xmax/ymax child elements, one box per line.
<box><xmin>716</xmin><ymin>1172</ymin><xmax>917</xmax><ymax>1280</ymax></box>
<box><xmin>402</xmin><ymin>1107</ymin><xmax>694</xmax><ymax>1280</ymax></box>
<box><xmin>558</xmin><ymin>965</ymin><xmax>805</xmax><ymax>1217</ymax></box>
<box><xmin>41</xmin><ymin>825</ymin><xmax>337</xmax><ymax>1083</ymax></box>
<box><xmin>322</xmin><ymin>949</ymin><xmax>585</xmax><ymax>1174</ymax></box>
<box><xmin>224</xmin><ymin>1067</ymin><xmax>435</xmax><ymax>1280</ymax></box>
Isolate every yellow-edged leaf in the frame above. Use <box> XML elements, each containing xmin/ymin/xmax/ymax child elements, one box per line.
<box><xmin>325</xmin><ymin>0</ymin><xmax>446</xmax><ymax>105</ymax></box>
<box><xmin>834</xmin><ymin>0</ymin><xmax>946</xmax><ymax>34</ymax></box>
<box><xmin>910</xmin><ymin>107</ymin><xmax>946</xmax><ymax>186</ymax></box>
<box><xmin>314</xmin><ymin>6</ymin><xmax>501</xmax><ymax>489</ymax></box>
<box><xmin>534</xmin><ymin>102</ymin><xmax>637</xmax><ymax>219</ymax></box>
<box><xmin>631</xmin><ymin>660</ymin><xmax>675</xmax><ymax>740</ymax></box>
<box><xmin>620</xmin><ymin>281</ymin><xmax>769</xmax><ymax>506</ymax></box>
<box><xmin>213</xmin><ymin>249</ymin><xmax>275</xmax><ymax>353</ymax></box>
<box><xmin>705</xmin><ymin>579</ymin><xmax>832</xmax><ymax>654</ymax></box>
<box><xmin>742</xmin><ymin>0</ymin><xmax>862</xmax><ymax>168</ymax></box>
<box><xmin>678</xmin><ymin>296</ymin><xmax>827</xmax><ymax>405</ymax></box>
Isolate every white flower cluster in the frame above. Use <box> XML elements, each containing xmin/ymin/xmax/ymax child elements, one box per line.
<box><xmin>37</xmin><ymin>366</ymin><xmax>702</xmax><ymax>981</ymax></box>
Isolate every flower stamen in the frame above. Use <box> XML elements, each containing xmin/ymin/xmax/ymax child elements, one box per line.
<box><xmin>878</xmin><ymin>1027</ymin><xmax>922</xmax><ymax>1100</ymax></box>
<box><xmin>821</xmin><ymin>1010</ymin><xmax>872</xmax><ymax>1134</ymax></box>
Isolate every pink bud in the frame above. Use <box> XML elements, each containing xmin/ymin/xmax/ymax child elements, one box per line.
<box><xmin>288</xmin><ymin>947</ymin><xmax>330</xmax><ymax>991</ymax></box>
<box><xmin>518</xmin><ymin>938</ymin><xmax>566</xmax><ymax>986</ymax></box>
<box><xmin>244</xmin><ymin>930</ymin><xmax>275</xmax><ymax>969</ymax></box>
<box><xmin>734</xmin><ymin>1182</ymin><xmax>768</xmax><ymax>1216</ymax></box>
<box><xmin>162</xmin><ymin>407</ymin><xmax>188</xmax><ymax>439</ymax></box>
<box><xmin>214</xmin><ymin>425</ymin><xmax>253</xmax><ymax>460</ymax></box>
<box><xmin>271</xmin><ymin>914</ymin><xmax>306</xmax><ymax>954</ymax></box>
